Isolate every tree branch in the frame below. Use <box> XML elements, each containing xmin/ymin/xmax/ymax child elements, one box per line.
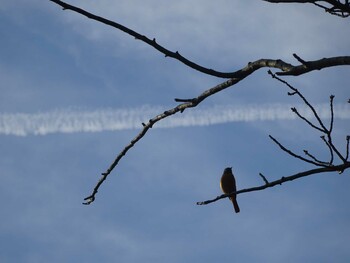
<box><xmin>321</xmin><ymin>135</ymin><xmax>335</xmax><ymax>164</ymax></box>
<box><xmin>268</xmin><ymin>70</ymin><xmax>329</xmax><ymax>132</ymax></box>
<box><xmin>277</xmin><ymin>56</ymin><xmax>350</xmax><ymax>76</ymax></box>
<box><xmin>304</xmin><ymin>149</ymin><xmax>331</xmax><ymax>165</ymax></box>
<box><xmin>269</xmin><ymin>135</ymin><xmax>329</xmax><ymax>166</ymax></box>
<box><xmin>262</xmin><ymin>0</ymin><xmax>350</xmax><ymax>17</ymax></box>
<box><xmin>196</xmin><ymin>162</ymin><xmax>350</xmax><ymax>206</ymax></box>
<box><xmin>268</xmin><ymin>73</ymin><xmax>348</xmax><ymax>165</ymax></box>
<box><xmin>49</xmin><ymin>1</ymin><xmax>350</xmax><ymax>78</ymax></box>
<box><xmin>83</xmin><ymin>77</ymin><xmax>241</xmax><ymax>204</ymax></box>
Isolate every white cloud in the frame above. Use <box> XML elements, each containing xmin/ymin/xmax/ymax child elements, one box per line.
<box><xmin>0</xmin><ymin>103</ymin><xmax>348</xmax><ymax>136</ymax></box>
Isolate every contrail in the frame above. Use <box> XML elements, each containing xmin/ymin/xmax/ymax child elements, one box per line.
<box><xmin>0</xmin><ymin>103</ymin><xmax>349</xmax><ymax>136</ymax></box>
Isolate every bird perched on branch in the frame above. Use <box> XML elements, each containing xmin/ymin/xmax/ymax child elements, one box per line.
<box><xmin>220</xmin><ymin>167</ymin><xmax>240</xmax><ymax>213</ymax></box>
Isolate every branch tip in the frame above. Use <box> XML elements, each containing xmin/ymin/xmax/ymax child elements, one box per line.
<box><xmin>293</xmin><ymin>53</ymin><xmax>307</xmax><ymax>65</ymax></box>
<box><xmin>82</xmin><ymin>196</ymin><xmax>95</xmax><ymax>205</ymax></box>
<box><xmin>259</xmin><ymin>173</ymin><xmax>269</xmax><ymax>185</ymax></box>
<box><xmin>174</xmin><ymin>98</ymin><xmax>195</xmax><ymax>103</ymax></box>
<box><xmin>345</xmin><ymin>136</ymin><xmax>350</xmax><ymax>161</ymax></box>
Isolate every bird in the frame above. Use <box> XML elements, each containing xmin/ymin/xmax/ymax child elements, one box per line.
<box><xmin>220</xmin><ymin>167</ymin><xmax>240</xmax><ymax>213</ymax></box>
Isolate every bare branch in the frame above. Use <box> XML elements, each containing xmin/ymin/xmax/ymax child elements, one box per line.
<box><xmin>303</xmin><ymin>149</ymin><xmax>330</xmax><ymax>165</ymax></box>
<box><xmin>269</xmin><ymin>135</ymin><xmax>329</xmax><ymax>166</ymax></box>
<box><xmin>276</xmin><ymin>56</ymin><xmax>350</xmax><ymax>76</ymax></box>
<box><xmin>293</xmin><ymin>53</ymin><xmax>309</xmax><ymax>65</ymax></box>
<box><xmin>268</xmin><ymin>73</ymin><xmax>348</xmax><ymax>165</ymax></box>
<box><xmin>83</xmin><ymin>75</ymin><xmax>248</xmax><ymax>204</ymax></box>
<box><xmin>318</xmin><ymin>0</ymin><xmax>350</xmax><ymax>17</ymax></box>
<box><xmin>263</xmin><ymin>0</ymin><xmax>350</xmax><ymax>17</ymax></box>
<box><xmin>47</xmin><ymin>0</ymin><xmax>227</xmax><ymax>78</ymax></box>
<box><xmin>329</xmin><ymin>95</ymin><xmax>335</xmax><ymax>133</ymax></box>
<box><xmin>313</xmin><ymin>2</ymin><xmax>349</xmax><ymax>17</ymax></box>
<box><xmin>320</xmin><ymin>135</ymin><xmax>334</xmax><ymax>164</ymax></box>
<box><xmin>268</xmin><ymin>71</ymin><xmax>329</xmax><ymax>132</ymax></box>
<box><xmin>49</xmin><ymin>0</ymin><xmax>287</xmax><ymax>78</ymax></box>
<box><xmin>291</xmin><ymin>107</ymin><xmax>325</xmax><ymax>132</ymax></box>
<box><xmin>326</xmin><ymin>134</ymin><xmax>347</xmax><ymax>163</ymax></box>
<box><xmin>196</xmin><ymin>162</ymin><xmax>350</xmax><ymax>206</ymax></box>
<box><xmin>321</xmin><ymin>96</ymin><xmax>347</xmax><ymax>163</ymax></box>
<box><xmin>49</xmin><ymin>1</ymin><xmax>350</xmax><ymax>78</ymax></box>
<box><xmin>259</xmin><ymin>173</ymin><xmax>269</xmax><ymax>184</ymax></box>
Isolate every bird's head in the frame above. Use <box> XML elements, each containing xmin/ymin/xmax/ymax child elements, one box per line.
<box><xmin>224</xmin><ymin>167</ymin><xmax>232</xmax><ymax>173</ymax></box>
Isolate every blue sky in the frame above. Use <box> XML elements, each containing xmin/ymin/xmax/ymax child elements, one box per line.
<box><xmin>1</xmin><ymin>1</ymin><xmax>350</xmax><ymax>262</ymax></box>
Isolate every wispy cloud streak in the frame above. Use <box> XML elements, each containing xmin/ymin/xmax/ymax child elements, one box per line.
<box><xmin>0</xmin><ymin>103</ymin><xmax>349</xmax><ymax>136</ymax></box>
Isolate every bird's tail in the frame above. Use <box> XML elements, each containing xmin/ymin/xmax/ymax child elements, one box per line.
<box><xmin>231</xmin><ymin>199</ymin><xmax>240</xmax><ymax>213</ymax></box>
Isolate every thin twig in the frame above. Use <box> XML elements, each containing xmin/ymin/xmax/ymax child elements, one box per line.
<box><xmin>197</xmin><ymin>162</ymin><xmax>350</xmax><ymax>206</ymax></box>
<box><xmin>329</xmin><ymin>95</ymin><xmax>335</xmax><ymax>133</ymax></box>
<box><xmin>269</xmin><ymin>135</ymin><xmax>329</xmax><ymax>167</ymax></box>
<box><xmin>303</xmin><ymin>150</ymin><xmax>330</xmax><ymax>165</ymax></box>
<box><xmin>289</xmin><ymin>79</ymin><xmax>345</xmax><ymax>163</ymax></box>
<box><xmin>326</xmin><ymin>134</ymin><xmax>347</xmax><ymax>163</ymax></box>
<box><xmin>320</xmin><ymin>136</ymin><xmax>334</xmax><ymax>164</ymax></box>
<box><xmin>291</xmin><ymin>107</ymin><xmax>325</xmax><ymax>133</ymax></box>
<box><xmin>268</xmin><ymin>71</ymin><xmax>328</xmax><ymax>132</ymax></box>
<box><xmin>323</xmin><ymin>96</ymin><xmax>347</xmax><ymax>163</ymax></box>
<box><xmin>259</xmin><ymin>173</ymin><xmax>269</xmax><ymax>184</ymax></box>
<box><xmin>293</xmin><ymin>53</ymin><xmax>308</xmax><ymax>66</ymax></box>
<box><xmin>267</xmin><ymin>74</ymin><xmax>346</xmax><ymax>165</ymax></box>
<box><xmin>346</xmin><ymin>136</ymin><xmax>350</xmax><ymax>161</ymax></box>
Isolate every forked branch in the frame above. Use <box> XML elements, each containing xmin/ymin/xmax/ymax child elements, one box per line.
<box><xmin>269</xmin><ymin>71</ymin><xmax>348</xmax><ymax>163</ymax></box>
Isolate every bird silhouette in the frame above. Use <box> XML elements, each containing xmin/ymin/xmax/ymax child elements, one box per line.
<box><xmin>220</xmin><ymin>167</ymin><xmax>240</xmax><ymax>213</ymax></box>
